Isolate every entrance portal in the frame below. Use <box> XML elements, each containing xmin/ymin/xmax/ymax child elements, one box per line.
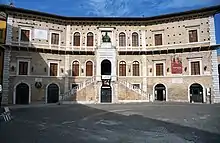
<box><xmin>101</xmin><ymin>86</ymin><xmax>112</xmax><ymax>103</ymax></box>
<box><xmin>101</xmin><ymin>59</ymin><xmax>111</xmax><ymax>75</ymax></box>
<box><xmin>16</xmin><ymin>83</ymin><xmax>29</xmax><ymax>104</ymax></box>
<box><xmin>47</xmin><ymin>83</ymin><xmax>59</xmax><ymax>103</ymax></box>
<box><xmin>190</xmin><ymin>83</ymin><xmax>203</xmax><ymax>103</ymax></box>
<box><xmin>154</xmin><ymin>84</ymin><xmax>166</xmax><ymax>101</ymax></box>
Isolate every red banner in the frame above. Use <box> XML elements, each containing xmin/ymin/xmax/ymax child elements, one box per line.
<box><xmin>171</xmin><ymin>56</ymin><xmax>182</xmax><ymax>74</ymax></box>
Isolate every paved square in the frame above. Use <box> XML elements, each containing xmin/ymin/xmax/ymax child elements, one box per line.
<box><xmin>0</xmin><ymin>102</ymin><xmax>220</xmax><ymax>143</ymax></box>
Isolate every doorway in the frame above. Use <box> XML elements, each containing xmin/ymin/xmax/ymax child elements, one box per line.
<box><xmin>47</xmin><ymin>83</ymin><xmax>59</xmax><ymax>103</ymax></box>
<box><xmin>15</xmin><ymin>83</ymin><xmax>29</xmax><ymax>104</ymax></box>
<box><xmin>101</xmin><ymin>59</ymin><xmax>111</xmax><ymax>75</ymax></box>
<box><xmin>190</xmin><ymin>83</ymin><xmax>203</xmax><ymax>103</ymax></box>
<box><xmin>101</xmin><ymin>86</ymin><xmax>112</xmax><ymax>103</ymax></box>
<box><xmin>154</xmin><ymin>84</ymin><xmax>166</xmax><ymax>101</ymax></box>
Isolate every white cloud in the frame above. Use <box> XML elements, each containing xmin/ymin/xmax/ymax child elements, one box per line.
<box><xmin>84</xmin><ymin>0</ymin><xmax>217</xmax><ymax>16</ymax></box>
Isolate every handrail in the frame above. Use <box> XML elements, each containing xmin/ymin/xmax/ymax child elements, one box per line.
<box><xmin>119</xmin><ymin>80</ymin><xmax>149</xmax><ymax>101</ymax></box>
<box><xmin>59</xmin><ymin>77</ymin><xmax>95</xmax><ymax>102</ymax></box>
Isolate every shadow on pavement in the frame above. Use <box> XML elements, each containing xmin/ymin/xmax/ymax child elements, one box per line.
<box><xmin>0</xmin><ymin>104</ymin><xmax>220</xmax><ymax>143</ymax></box>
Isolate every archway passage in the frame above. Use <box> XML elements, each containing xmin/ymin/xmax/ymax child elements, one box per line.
<box><xmin>155</xmin><ymin>84</ymin><xmax>166</xmax><ymax>101</ymax></box>
<box><xmin>101</xmin><ymin>59</ymin><xmax>111</xmax><ymax>75</ymax></box>
<box><xmin>16</xmin><ymin>83</ymin><xmax>29</xmax><ymax>104</ymax></box>
<box><xmin>101</xmin><ymin>86</ymin><xmax>112</xmax><ymax>103</ymax></box>
<box><xmin>47</xmin><ymin>83</ymin><xmax>59</xmax><ymax>103</ymax></box>
<box><xmin>190</xmin><ymin>83</ymin><xmax>203</xmax><ymax>103</ymax></box>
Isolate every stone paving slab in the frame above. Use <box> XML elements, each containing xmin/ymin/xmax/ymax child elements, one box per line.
<box><xmin>0</xmin><ymin>103</ymin><xmax>220</xmax><ymax>143</ymax></box>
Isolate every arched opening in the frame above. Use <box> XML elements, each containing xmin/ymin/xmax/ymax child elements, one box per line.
<box><xmin>101</xmin><ymin>86</ymin><xmax>112</xmax><ymax>103</ymax></box>
<box><xmin>190</xmin><ymin>83</ymin><xmax>203</xmax><ymax>103</ymax></box>
<box><xmin>154</xmin><ymin>84</ymin><xmax>166</xmax><ymax>101</ymax></box>
<box><xmin>119</xmin><ymin>32</ymin><xmax>126</xmax><ymax>46</ymax></box>
<box><xmin>16</xmin><ymin>83</ymin><xmax>29</xmax><ymax>104</ymax></box>
<box><xmin>101</xmin><ymin>59</ymin><xmax>111</xmax><ymax>75</ymax></box>
<box><xmin>73</xmin><ymin>32</ymin><xmax>80</xmax><ymax>46</ymax></box>
<box><xmin>47</xmin><ymin>83</ymin><xmax>59</xmax><ymax>103</ymax></box>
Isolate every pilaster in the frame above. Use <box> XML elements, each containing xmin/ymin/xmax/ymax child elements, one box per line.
<box><xmin>64</xmin><ymin>25</ymin><xmax>70</xmax><ymax>92</ymax></box>
<box><xmin>209</xmin><ymin>16</ymin><xmax>220</xmax><ymax>103</ymax></box>
<box><xmin>2</xmin><ymin>48</ymin><xmax>11</xmax><ymax>104</ymax></box>
<box><xmin>142</xmin><ymin>55</ymin><xmax>147</xmax><ymax>94</ymax></box>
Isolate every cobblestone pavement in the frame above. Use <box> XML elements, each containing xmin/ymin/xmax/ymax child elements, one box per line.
<box><xmin>0</xmin><ymin>102</ymin><xmax>220</xmax><ymax>143</ymax></box>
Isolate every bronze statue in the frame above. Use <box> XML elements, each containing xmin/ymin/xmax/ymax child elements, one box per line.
<box><xmin>102</xmin><ymin>32</ymin><xmax>111</xmax><ymax>42</ymax></box>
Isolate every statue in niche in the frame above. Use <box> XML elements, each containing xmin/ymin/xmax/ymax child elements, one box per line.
<box><xmin>102</xmin><ymin>32</ymin><xmax>111</xmax><ymax>42</ymax></box>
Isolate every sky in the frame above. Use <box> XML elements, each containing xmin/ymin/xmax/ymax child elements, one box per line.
<box><xmin>0</xmin><ymin>0</ymin><xmax>220</xmax><ymax>51</ymax></box>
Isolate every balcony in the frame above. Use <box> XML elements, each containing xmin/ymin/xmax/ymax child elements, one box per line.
<box><xmin>117</xmin><ymin>41</ymin><xmax>211</xmax><ymax>52</ymax></box>
<box><xmin>10</xmin><ymin>41</ymin><xmax>96</xmax><ymax>52</ymax></box>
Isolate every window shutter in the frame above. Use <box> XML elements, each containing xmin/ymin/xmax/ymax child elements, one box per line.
<box><xmin>86</xmin><ymin>61</ymin><xmax>93</xmax><ymax>76</ymax></box>
<box><xmin>72</xmin><ymin>61</ymin><xmax>79</xmax><ymax>76</ymax></box>
<box><xmin>74</xmin><ymin>32</ymin><xmax>80</xmax><ymax>46</ymax></box>
<box><xmin>155</xmin><ymin>34</ymin><xmax>162</xmax><ymax>46</ymax></box>
<box><xmin>119</xmin><ymin>33</ymin><xmax>126</xmax><ymax>47</ymax></box>
<box><xmin>87</xmin><ymin>33</ymin><xmax>93</xmax><ymax>46</ymax></box>
<box><xmin>132</xmin><ymin>33</ymin><xmax>138</xmax><ymax>47</ymax></box>
<box><xmin>119</xmin><ymin>61</ymin><xmax>126</xmax><ymax>76</ymax></box>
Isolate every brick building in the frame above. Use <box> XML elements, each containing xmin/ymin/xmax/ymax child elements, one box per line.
<box><xmin>0</xmin><ymin>4</ymin><xmax>220</xmax><ymax>105</ymax></box>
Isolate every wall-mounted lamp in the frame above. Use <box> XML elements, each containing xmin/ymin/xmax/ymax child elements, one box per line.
<box><xmin>81</xmin><ymin>66</ymin><xmax>84</xmax><ymax>73</ymax></box>
<box><xmin>150</xmin><ymin>68</ymin><xmax>152</xmax><ymax>73</ymax></box>
<box><xmin>11</xmin><ymin>66</ymin><xmax>15</xmax><ymax>71</ymax></box>
<box><xmin>184</xmin><ymin>67</ymin><xmax>187</xmax><ymax>72</ymax></box>
<box><xmin>167</xmin><ymin>67</ymin><xmax>170</xmax><ymax>72</ymax></box>
<box><xmin>61</xmin><ymin>68</ymin><xmax>64</xmax><ymax>73</ymax></box>
<box><xmin>31</xmin><ymin>66</ymin><xmax>34</xmax><ymax>72</ymax></box>
<box><xmin>128</xmin><ymin>68</ymin><xmax>131</xmax><ymax>73</ymax></box>
<box><xmin>44</xmin><ymin>67</ymin><xmax>47</xmax><ymax>72</ymax></box>
<box><xmin>204</xmin><ymin>66</ymin><xmax>207</xmax><ymax>71</ymax></box>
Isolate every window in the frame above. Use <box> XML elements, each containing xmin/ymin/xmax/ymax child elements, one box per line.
<box><xmin>133</xmin><ymin>84</ymin><xmax>140</xmax><ymax>89</ymax></box>
<box><xmin>51</xmin><ymin>33</ymin><xmax>59</xmax><ymax>45</ymax></box>
<box><xmin>191</xmin><ymin>61</ymin><xmax>200</xmax><ymax>75</ymax></box>
<box><xmin>20</xmin><ymin>29</ymin><xmax>30</xmax><ymax>42</ymax></box>
<box><xmin>73</xmin><ymin>32</ymin><xmax>80</xmax><ymax>46</ymax></box>
<box><xmin>133</xmin><ymin>61</ymin><xmax>139</xmax><ymax>76</ymax></box>
<box><xmin>72</xmin><ymin>84</ymin><xmax>79</xmax><ymax>89</ymax></box>
<box><xmin>50</xmin><ymin>63</ymin><xmax>58</xmax><ymax>76</ymax></box>
<box><xmin>72</xmin><ymin>61</ymin><xmax>79</xmax><ymax>76</ymax></box>
<box><xmin>156</xmin><ymin>63</ymin><xmax>164</xmax><ymax>76</ymax></box>
<box><xmin>119</xmin><ymin>61</ymin><xmax>126</xmax><ymax>76</ymax></box>
<box><xmin>189</xmin><ymin>30</ymin><xmax>198</xmax><ymax>43</ymax></box>
<box><xmin>155</xmin><ymin>34</ymin><xmax>162</xmax><ymax>46</ymax></box>
<box><xmin>0</xmin><ymin>29</ymin><xmax>3</xmax><ymax>39</ymax></box>
<box><xmin>18</xmin><ymin>61</ymin><xmax>28</xmax><ymax>75</ymax></box>
<box><xmin>119</xmin><ymin>32</ymin><xmax>126</xmax><ymax>46</ymax></box>
<box><xmin>87</xmin><ymin>32</ymin><xmax>94</xmax><ymax>46</ymax></box>
<box><xmin>86</xmin><ymin>61</ymin><xmax>93</xmax><ymax>76</ymax></box>
<box><xmin>132</xmin><ymin>32</ymin><xmax>139</xmax><ymax>46</ymax></box>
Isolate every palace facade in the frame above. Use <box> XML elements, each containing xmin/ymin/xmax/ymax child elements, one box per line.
<box><xmin>0</xmin><ymin>4</ymin><xmax>220</xmax><ymax>105</ymax></box>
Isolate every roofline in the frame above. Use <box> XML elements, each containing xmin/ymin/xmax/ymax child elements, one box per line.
<box><xmin>0</xmin><ymin>4</ymin><xmax>220</xmax><ymax>21</ymax></box>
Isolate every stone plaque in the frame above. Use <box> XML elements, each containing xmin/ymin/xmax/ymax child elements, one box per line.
<box><xmin>172</xmin><ymin>78</ymin><xmax>183</xmax><ymax>83</ymax></box>
<box><xmin>35</xmin><ymin>78</ymin><xmax>42</xmax><ymax>82</ymax></box>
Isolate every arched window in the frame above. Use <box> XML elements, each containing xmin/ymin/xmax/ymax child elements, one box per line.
<box><xmin>119</xmin><ymin>32</ymin><xmax>126</xmax><ymax>46</ymax></box>
<box><xmin>73</xmin><ymin>32</ymin><xmax>80</xmax><ymax>46</ymax></box>
<box><xmin>72</xmin><ymin>61</ymin><xmax>79</xmax><ymax>76</ymax></box>
<box><xmin>132</xmin><ymin>32</ymin><xmax>139</xmax><ymax>47</ymax></box>
<box><xmin>119</xmin><ymin>61</ymin><xmax>126</xmax><ymax>76</ymax></box>
<box><xmin>86</xmin><ymin>61</ymin><xmax>93</xmax><ymax>76</ymax></box>
<box><xmin>133</xmin><ymin>61</ymin><xmax>139</xmax><ymax>76</ymax></box>
<box><xmin>87</xmin><ymin>32</ymin><xmax>94</xmax><ymax>46</ymax></box>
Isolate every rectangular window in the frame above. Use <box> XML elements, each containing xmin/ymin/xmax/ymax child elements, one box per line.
<box><xmin>18</xmin><ymin>61</ymin><xmax>28</xmax><ymax>75</ymax></box>
<box><xmin>20</xmin><ymin>29</ymin><xmax>30</xmax><ymax>42</ymax></box>
<box><xmin>191</xmin><ymin>61</ymin><xmax>200</xmax><ymax>75</ymax></box>
<box><xmin>72</xmin><ymin>84</ymin><xmax>79</xmax><ymax>89</ymax></box>
<box><xmin>133</xmin><ymin>84</ymin><xmax>140</xmax><ymax>89</ymax></box>
<box><xmin>0</xmin><ymin>29</ymin><xmax>3</xmax><ymax>39</ymax></box>
<box><xmin>156</xmin><ymin>63</ymin><xmax>164</xmax><ymax>76</ymax></box>
<box><xmin>50</xmin><ymin>63</ymin><xmax>58</xmax><ymax>76</ymax></box>
<box><xmin>189</xmin><ymin>30</ymin><xmax>198</xmax><ymax>43</ymax></box>
<box><xmin>51</xmin><ymin>33</ymin><xmax>59</xmax><ymax>45</ymax></box>
<box><xmin>155</xmin><ymin>34</ymin><xmax>162</xmax><ymax>46</ymax></box>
